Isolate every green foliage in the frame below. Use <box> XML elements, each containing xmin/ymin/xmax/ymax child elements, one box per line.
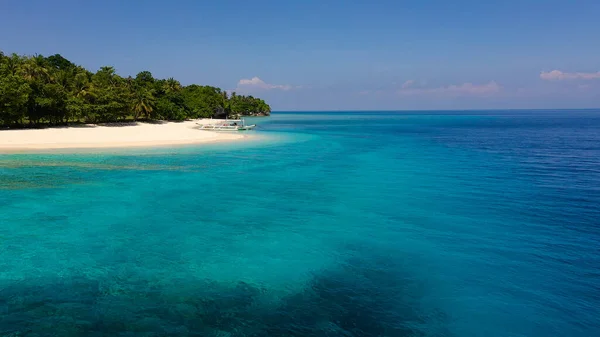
<box><xmin>155</xmin><ymin>96</ymin><xmax>187</xmax><ymax>120</ymax></box>
<box><xmin>0</xmin><ymin>54</ymin><xmax>31</xmax><ymax>125</ymax></box>
<box><xmin>181</xmin><ymin>85</ymin><xmax>226</xmax><ymax>118</ymax></box>
<box><xmin>88</xmin><ymin>66</ymin><xmax>129</xmax><ymax>122</ymax></box>
<box><xmin>46</xmin><ymin>54</ymin><xmax>75</xmax><ymax>70</ymax></box>
<box><xmin>0</xmin><ymin>51</ymin><xmax>271</xmax><ymax>127</ymax></box>
<box><xmin>228</xmin><ymin>92</ymin><xmax>271</xmax><ymax>116</ymax></box>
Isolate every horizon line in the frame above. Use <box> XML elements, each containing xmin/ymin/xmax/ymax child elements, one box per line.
<box><xmin>271</xmin><ymin>108</ymin><xmax>600</xmax><ymax>112</ymax></box>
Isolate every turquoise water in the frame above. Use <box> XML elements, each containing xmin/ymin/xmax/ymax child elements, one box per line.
<box><xmin>1</xmin><ymin>111</ymin><xmax>599</xmax><ymax>336</ymax></box>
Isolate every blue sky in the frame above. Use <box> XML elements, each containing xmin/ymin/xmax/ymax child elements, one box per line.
<box><xmin>1</xmin><ymin>0</ymin><xmax>599</xmax><ymax>110</ymax></box>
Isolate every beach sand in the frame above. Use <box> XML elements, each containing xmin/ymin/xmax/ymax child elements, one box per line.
<box><xmin>0</xmin><ymin>120</ymin><xmax>244</xmax><ymax>151</ymax></box>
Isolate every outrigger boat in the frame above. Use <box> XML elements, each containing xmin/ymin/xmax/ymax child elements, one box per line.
<box><xmin>196</xmin><ymin>118</ymin><xmax>256</xmax><ymax>131</ymax></box>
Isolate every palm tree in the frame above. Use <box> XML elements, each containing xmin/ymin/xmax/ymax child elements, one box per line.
<box><xmin>54</xmin><ymin>67</ymin><xmax>75</xmax><ymax>89</ymax></box>
<box><xmin>131</xmin><ymin>88</ymin><xmax>156</xmax><ymax>120</ymax></box>
<box><xmin>20</xmin><ymin>55</ymin><xmax>51</xmax><ymax>82</ymax></box>
<box><xmin>221</xmin><ymin>90</ymin><xmax>235</xmax><ymax>118</ymax></box>
<box><xmin>3</xmin><ymin>54</ymin><xmax>24</xmax><ymax>76</ymax></box>
<box><xmin>73</xmin><ymin>71</ymin><xmax>92</xmax><ymax>99</ymax></box>
<box><xmin>163</xmin><ymin>77</ymin><xmax>181</xmax><ymax>94</ymax></box>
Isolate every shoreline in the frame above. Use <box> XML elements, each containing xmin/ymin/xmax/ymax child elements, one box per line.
<box><xmin>0</xmin><ymin>120</ymin><xmax>245</xmax><ymax>153</ymax></box>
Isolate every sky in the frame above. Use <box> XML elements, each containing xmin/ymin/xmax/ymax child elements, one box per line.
<box><xmin>1</xmin><ymin>0</ymin><xmax>599</xmax><ymax>110</ymax></box>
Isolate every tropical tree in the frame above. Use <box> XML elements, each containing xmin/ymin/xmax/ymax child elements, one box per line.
<box><xmin>64</xmin><ymin>68</ymin><xmax>93</xmax><ymax>122</ymax></box>
<box><xmin>181</xmin><ymin>85</ymin><xmax>225</xmax><ymax>118</ymax></box>
<box><xmin>154</xmin><ymin>77</ymin><xmax>186</xmax><ymax>120</ymax></box>
<box><xmin>89</xmin><ymin>66</ymin><xmax>128</xmax><ymax>122</ymax></box>
<box><xmin>131</xmin><ymin>87</ymin><xmax>156</xmax><ymax>120</ymax></box>
<box><xmin>0</xmin><ymin>50</ymin><xmax>271</xmax><ymax>127</ymax></box>
<box><xmin>0</xmin><ymin>54</ymin><xmax>31</xmax><ymax>125</ymax></box>
<box><xmin>163</xmin><ymin>77</ymin><xmax>181</xmax><ymax>94</ymax></box>
<box><xmin>46</xmin><ymin>54</ymin><xmax>75</xmax><ymax>70</ymax></box>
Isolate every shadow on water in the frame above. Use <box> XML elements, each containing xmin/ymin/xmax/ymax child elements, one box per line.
<box><xmin>0</xmin><ymin>252</ymin><xmax>452</xmax><ymax>337</ymax></box>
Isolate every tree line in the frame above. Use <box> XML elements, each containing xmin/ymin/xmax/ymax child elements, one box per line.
<box><xmin>0</xmin><ymin>51</ymin><xmax>271</xmax><ymax>127</ymax></box>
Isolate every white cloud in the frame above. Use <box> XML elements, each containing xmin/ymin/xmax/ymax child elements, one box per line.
<box><xmin>237</xmin><ymin>77</ymin><xmax>293</xmax><ymax>91</ymax></box>
<box><xmin>399</xmin><ymin>81</ymin><xmax>501</xmax><ymax>96</ymax></box>
<box><xmin>540</xmin><ymin>70</ymin><xmax>600</xmax><ymax>81</ymax></box>
<box><xmin>401</xmin><ymin>80</ymin><xmax>415</xmax><ymax>89</ymax></box>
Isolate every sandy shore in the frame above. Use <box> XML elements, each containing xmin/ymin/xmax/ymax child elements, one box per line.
<box><xmin>0</xmin><ymin>120</ymin><xmax>244</xmax><ymax>151</ymax></box>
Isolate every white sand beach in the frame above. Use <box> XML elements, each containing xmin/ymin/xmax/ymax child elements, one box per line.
<box><xmin>0</xmin><ymin>120</ymin><xmax>244</xmax><ymax>151</ymax></box>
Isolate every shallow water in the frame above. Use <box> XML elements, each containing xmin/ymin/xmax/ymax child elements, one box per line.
<box><xmin>1</xmin><ymin>111</ymin><xmax>599</xmax><ymax>336</ymax></box>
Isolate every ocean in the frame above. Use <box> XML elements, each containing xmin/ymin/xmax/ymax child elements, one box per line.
<box><xmin>1</xmin><ymin>110</ymin><xmax>599</xmax><ymax>336</ymax></box>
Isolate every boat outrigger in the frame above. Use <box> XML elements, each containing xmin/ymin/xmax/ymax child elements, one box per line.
<box><xmin>196</xmin><ymin>118</ymin><xmax>257</xmax><ymax>131</ymax></box>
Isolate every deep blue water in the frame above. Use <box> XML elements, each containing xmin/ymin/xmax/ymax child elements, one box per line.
<box><xmin>1</xmin><ymin>110</ymin><xmax>599</xmax><ymax>336</ymax></box>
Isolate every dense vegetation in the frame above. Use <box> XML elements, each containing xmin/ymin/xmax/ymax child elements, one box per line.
<box><xmin>0</xmin><ymin>51</ymin><xmax>270</xmax><ymax>127</ymax></box>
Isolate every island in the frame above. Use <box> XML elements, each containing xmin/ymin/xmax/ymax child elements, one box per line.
<box><xmin>0</xmin><ymin>51</ymin><xmax>271</xmax><ymax>150</ymax></box>
<box><xmin>0</xmin><ymin>51</ymin><xmax>271</xmax><ymax>126</ymax></box>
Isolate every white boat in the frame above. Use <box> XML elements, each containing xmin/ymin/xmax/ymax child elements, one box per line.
<box><xmin>196</xmin><ymin>118</ymin><xmax>256</xmax><ymax>131</ymax></box>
